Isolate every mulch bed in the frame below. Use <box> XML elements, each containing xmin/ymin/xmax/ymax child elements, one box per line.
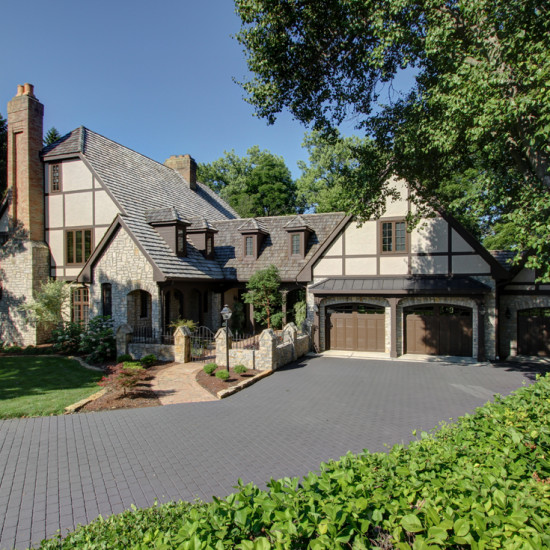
<box><xmin>78</xmin><ymin>362</ymin><xmax>174</xmax><ymax>412</ymax></box>
<box><xmin>196</xmin><ymin>367</ymin><xmax>259</xmax><ymax>397</ymax></box>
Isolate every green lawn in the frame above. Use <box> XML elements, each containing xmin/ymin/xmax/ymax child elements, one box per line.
<box><xmin>0</xmin><ymin>356</ymin><xmax>104</xmax><ymax>418</ymax></box>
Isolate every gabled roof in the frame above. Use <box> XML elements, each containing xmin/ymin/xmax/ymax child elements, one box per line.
<box><xmin>46</xmin><ymin>127</ymin><xmax>238</xmax><ymax>281</ymax></box>
<box><xmin>214</xmin><ymin>213</ymin><xmax>346</xmax><ymax>281</ymax></box>
<box><xmin>284</xmin><ymin>215</ymin><xmax>312</xmax><ymax>231</ymax></box>
<box><xmin>237</xmin><ymin>218</ymin><xmax>269</xmax><ymax>234</ymax></box>
<box><xmin>188</xmin><ymin>217</ymin><xmax>218</xmax><ymax>232</ymax></box>
<box><xmin>145</xmin><ymin>207</ymin><xmax>189</xmax><ymax>225</ymax></box>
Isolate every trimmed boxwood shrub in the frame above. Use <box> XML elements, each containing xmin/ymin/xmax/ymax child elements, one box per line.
<box><xmin>215</xmin><ymin>369</ymin><xmax>230</xmax><ymax>381</ymax></box>
<box><xmin>140</xmin><ymin>354</ymin><xmax>157</xmax><ymax>368</ymax></box>
<box><xmin>234</xmin><ymin>364</ymin><xmax>247</xmax><ymax>374</ymax></box>
<box><xmin>116</xmin><ymin>354</ymin><xmax>133</xmax><ymax>363</ymax></box>
<box><xmin>38</xmin><ymin>375</ymin><xmax>550</xmax><ymax>549</ymax></box>
<box><xmin>203</xmin><ymin>363</ymin><xmax>217</xmax><ymax>376</ymax></box>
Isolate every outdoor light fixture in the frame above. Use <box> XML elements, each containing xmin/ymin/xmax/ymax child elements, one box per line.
<box><xmin>221</xmin><ymin>304</ymin><xmax>232</xmax><ymax>372</ymax></box>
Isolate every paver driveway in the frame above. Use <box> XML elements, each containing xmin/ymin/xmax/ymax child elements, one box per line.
<box><xmin>0</xmin><ymin>356</ymin><xmax>538</xmax><ymax>549</ymax></box>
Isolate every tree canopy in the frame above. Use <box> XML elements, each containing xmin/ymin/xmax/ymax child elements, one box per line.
<box><xmin>235</xmin><ymin>0</ymin><xmax>550</xmax><ymax>277</ymax></box>
<box><xmin>43</xmin><ymin>127</ymin><xmax>62</xmax><ymax>147</ymax></box>
<box><xmin>198</xmin><ymin>146</ymin><xmax>299</xmax><ymax>217</ymax></box>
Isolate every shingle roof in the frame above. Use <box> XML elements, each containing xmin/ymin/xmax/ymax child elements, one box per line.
<box><xmin>489</xmin><ymin>250</ymin><xmax>516</xmax><ymax>270</ymax></box>
<box><xmin>188</xmin><ymin>218</ymin><xmax>218</xmax><ymax>232</ymax></box>
<box><xmin>45</xmin><ymin>127</ymin><xmax>238</xmax><ymax>280</ymax></box>
<box><xmin>214</xmin><ymin>213</ymin><xmax>345</xmax><ymax>281</ymax></box>
<box><xmin>284</xmin><ymin>215</ymin><xmax>312</xmax><ymax>231</ymax></box>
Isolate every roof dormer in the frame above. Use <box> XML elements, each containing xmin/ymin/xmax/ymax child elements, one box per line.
<box><xmin>145</xmin><ymin>207</ymin><xmax>190</xmax><ymax>257</ymax></box>
<box><xmin>238</xmin><ymin>218</ymin><xmax>268</xmax><ymax>260</ymax></box>
<box><xmin>284</xmin><ymin>215</ymin><xmax>312</xmax><ymax>259</ymax></box>
<box><xmin>188</xmin><ymin>218</ymin><xmax>218</xmax><ymax>259</ymax></box>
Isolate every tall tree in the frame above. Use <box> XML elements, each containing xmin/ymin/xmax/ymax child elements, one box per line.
<box><xmin>235</xmin><ymin>0</ymin><xmax>550</xmax><ymax>277</ymax></box>
<box><xmin>0</xmin><ymin>113</ymin><xmax>7</xmax><ymax>199</ymax></box>
<box><xmin>198</xmin><ymin>146</ymin><xmax>299</xmax><ymax>217</ymax></box>
<box><xmin>43</xmin><ymin>127</ymin><xmax>62</xmax><ymax>147</ymax></box>
<box><xmin>243</xmin><ymin>264</ymin><xmax>283</xmax><ymax>329</ymax></box>
<box><xmin>297</xmin><ymin>130</ymin><xmax>378</xmax><ymax>213</ymax></box>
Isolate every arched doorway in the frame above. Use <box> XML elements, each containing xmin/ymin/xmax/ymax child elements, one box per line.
<box><xmin>326</xmin><ymin>303</ymin><xmax>385</xmax><ymax>352</ymax></box>
<box><xmin>404</xmin><ymin>304</ymin><xmax>472</xmax><ymax>356</ymax></box>
<box><xmin>127</xmin><ymin>289</ymin><xmax>152</xmax><ymax>333</ymax></box>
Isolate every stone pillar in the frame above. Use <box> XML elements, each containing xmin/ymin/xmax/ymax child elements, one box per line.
<box><xmin>313</xmin><ymin>297</ymin><xmax>322</xmax><ymax>352</ymax></box>
<box><xmin>389</xmin><ymin>298</ymin><xmax>398</xmax><ymax>358</ymax></box>
<box><xmin>477</xmin><ymin>300</ymin><xmax>486</xmax><ymax>361</ymax></box>
<box><xmin>174</xmin><ymin>325</ymin><xmax>192</xmax><ymax>363</ymax></box>
<box><xmin>258</xmin><ymin>328</ymin><xmax>278</xmax><ymax>370</ymax></box>
<box><xmin>283</xmin><ymin>322</ymin><xmax>298</xmax><ymax>361</ymax></box>
<box><xmin>116</xmin><ymin>324</ymin><xmax>133</xmax><ymax>358</ymax></box>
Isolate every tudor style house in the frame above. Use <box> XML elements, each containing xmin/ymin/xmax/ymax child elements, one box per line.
<box><xmin>1</xmin><ymin>84</ymin><xmax>549</xmax><ymax>361</ymax></box>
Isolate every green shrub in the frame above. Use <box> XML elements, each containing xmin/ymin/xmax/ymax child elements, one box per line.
<box><xmin>203</xmin><ymin>363</ymin><xmax>217</xmax><ymax>375</ymax></box>
<box><xmin>170</xmin><ymin>318</ymin><xmax>198</xmax><ymax>332</ymax></box>
<box><xmin>3</xmin><ymin>345</ymin><xmax>23</xmax><ymax>354</ymax></box>
<box><xmin>116</xmin><ymin>354</ymin><xmax>133</xmax><ymax>363</ymax></box>
<box><xmin>38</xmin><ymin>376</ymin><xmax>550</xmax><ymax>549</ymax></box>
<box><xmin>140</xmin><ymin>354</ymin><xmax>157</xmax><ymax>368</ymax></box>
<box><xmin>79</xmin><ymin>316</ymin><xmax>116</xmax><ymax>364</ymax></box>
<box><xmin>215</xmin><ymin>369</ymin><xmax>230</xmax><ymax>381</ymax></box>
<box><xmin>51</xmin><ymin>322</ymin><xmax>84</xmax><ymax>355</ymax></box>
<box><xmin>234</xmin><ymin>364</ymin><xmax>247</xmax><ymax>374</ymax></box>
<box><xmin>99</xmin><ymin>363</ymin><xmax>146</xmax><ymax>396</ymax></box>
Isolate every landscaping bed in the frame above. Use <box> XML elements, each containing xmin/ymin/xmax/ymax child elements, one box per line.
<box><xmin>78</xmin><ymin>362</ymin><xmax>174</xmax><ymax>413</ymax></box>
<box><xmin>38</xmin><ymin>375</ymin><xmax>550</xmax><ymax>549</ymax></box>
<box><xmin>196</xmin><ymin>366</ymin><xmax>260</xmax><ymax>397</ymax></box>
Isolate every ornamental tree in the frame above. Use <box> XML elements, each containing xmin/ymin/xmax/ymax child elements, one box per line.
<box><xmin>243</xmin><ymin>265</ymin><xmax>283</xmax><ymax>329</ymax></box>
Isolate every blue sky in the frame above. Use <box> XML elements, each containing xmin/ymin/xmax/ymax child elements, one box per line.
<box><xmin>1</xmin><ymin>0</ymin><xmax>413</xmax><ymax>178</ymax></box>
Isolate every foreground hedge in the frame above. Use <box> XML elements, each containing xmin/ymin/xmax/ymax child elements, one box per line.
<box><xmin>40</xmin><ymin>376</ymin><xmax>550</xmax><ymax>549</ymax></box>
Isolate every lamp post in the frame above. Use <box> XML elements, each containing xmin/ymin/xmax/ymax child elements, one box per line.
<box><xmin>221</xmin><ymin>304</ymin><xmax>232</xmax><ymax>372</ymax></box>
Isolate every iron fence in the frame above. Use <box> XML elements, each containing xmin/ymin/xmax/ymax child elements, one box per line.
<box><xmin>190</xmin><ymin>326</ymin><xmax>216</xmax><ymax>361</ymax></box>
<box><xmin>131</xmin><ymin>325</ymin><xmax>174</xmax><ymax>345</ymax></box>
<box><xmin>232</xmin><ymin>332</ymin><xmax>260</xmax><ymax>350</ymax></box>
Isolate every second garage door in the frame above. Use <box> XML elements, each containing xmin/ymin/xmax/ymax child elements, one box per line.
<box><xmin>327</xmin><ymin>304</ymin><xmax>385</xmax><ymax>352</ymax></box>
<box><xmin>518</xmin><ymin>308</ymin><xmax>550</xmax><ymax>356</ymax></box>
<box><xmin>405</xmin><ymin>305</ymin><xmax>473</xmax><ymax>356</ymax></box>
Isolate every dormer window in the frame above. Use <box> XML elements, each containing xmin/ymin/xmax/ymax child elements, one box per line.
<box><xmin>245</xmin><ymin>236</ymin><xmax>254</xmax><ymax>257</ymax></box>
<box><xmin>177</xmin><ymin>226</ymin><xmax>186</xmax><ymax>256</ymax></box>
<box><xmin>284</xmin><ymin>215</ymin><xmax>312</xmax><ymax>260</ymax></box>
<box><xmin>239</xmin><ymin>218</ymin><xmax>268</xmax><ymax>261</ymax></box>
<box><xmin>187</xmin><ymin>218</ymin><xmax>218</xmax><ymax>259</ymax></box>
<box><xmin>291</xmin><ymin>234</ymin><xmax>301</xmax><ymax>256</ymax></box>
<box><xmin>145</xmin><ymin>207</ymin><xmax>190</xmax><ymax>257</ymax></box>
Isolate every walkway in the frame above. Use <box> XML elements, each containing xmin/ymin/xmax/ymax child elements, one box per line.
<box><xmin>0</xmin><ymin>357</ymin><xmax>541</xmax><ymax>549</ymax></box>
<box><xmin>150</xmin><ymin>362</ymin><xmax>216</xmax><ymax>404</ymax></box>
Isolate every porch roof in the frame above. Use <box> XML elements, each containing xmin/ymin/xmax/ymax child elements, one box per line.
<box><xmin>309</xmin><ymin>276</ymin><xmax>491</xmax><ymax>295</ymax></box>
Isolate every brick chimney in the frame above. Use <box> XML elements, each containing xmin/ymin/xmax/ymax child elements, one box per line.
<box><xmin>7</xmin><ymin>83</ymin><xmax>45</xmax><ymax>241</ymax></box>
<box><xmin>164</xmin><ymin>154</ymin><xmax>197</xmax><ymax>190</ymax></box>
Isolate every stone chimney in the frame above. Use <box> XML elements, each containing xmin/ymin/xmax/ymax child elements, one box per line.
<box><xmin>164</xmin><ymin>154</ymin><xmax>197</xmax><ymax>190</ymax></box>
<box><xmin>7</xmin><ymin>83</ymin><xmax>45</xmax><ymax>241</ymax></box>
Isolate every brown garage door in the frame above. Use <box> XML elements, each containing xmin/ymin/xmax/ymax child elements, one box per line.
<box><xmin>518</xmin><ymin>308</ymin><xmax>550</xmax><ymax>356</ymax></box>
<box><xmin>405</xmin><ymin>305</ymin><xmax>472</xmax><ymax>356</ymax></box>
<box><xmin>327</xmin><ymin>304</ymin><xmax>385</xmax><ymax>352</ymax></box>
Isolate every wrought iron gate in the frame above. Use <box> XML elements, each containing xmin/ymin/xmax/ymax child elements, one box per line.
<box><xmin>190</xmin><ymin>326</ymin><xmax>216</xmax><ymax>362</ymax></box>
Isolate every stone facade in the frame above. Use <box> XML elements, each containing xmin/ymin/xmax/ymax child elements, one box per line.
<box><xmin>89</xmin><ymin>226</ymin><xmax>160</xmax><ymax>332</ymax></box>
<box><xmin>0</xmin><ymin>237</ymin><xmax>50</xmax><ymax>346</ymax></box>
<box><xmin>215</xmin><ymin>324</ymin><xmax>310</xmax><ymax>371</ymax></box>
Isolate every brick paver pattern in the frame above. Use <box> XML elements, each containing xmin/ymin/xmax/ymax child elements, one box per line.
<box><xmin>0</xmin><ymin>357</ymin><xmax>535</xmax><ymax>549</ymax></box>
